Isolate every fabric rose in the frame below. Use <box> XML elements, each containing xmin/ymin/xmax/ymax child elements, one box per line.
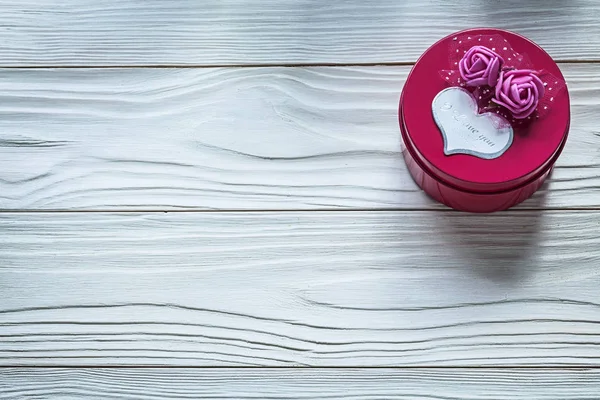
<box><xmin>459</xmin><ymin>46</ymin><xmax>504</xmax><ymax>87</ymax></box>
<box><xmin>492</xmin><ymin>69</ymin><xmax>545</xmax><ymax>119</ymax></box>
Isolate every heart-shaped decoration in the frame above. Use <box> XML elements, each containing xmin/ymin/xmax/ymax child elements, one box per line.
<box><xmin>432</xmin><ymin>87</ymin><xmax>513</xmax><ymax>159</ymax></box>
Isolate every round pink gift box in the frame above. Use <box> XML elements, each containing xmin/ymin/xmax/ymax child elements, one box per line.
<box><xmin>399</xmin><ymin>28</ymin><xmax>570</xmax><ymax>212</ymax></box>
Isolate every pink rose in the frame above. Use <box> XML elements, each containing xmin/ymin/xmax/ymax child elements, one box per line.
<box><xmin>459</xmin><ymin>46</ymin><xmax>504</xmax><ymax>87</ymax></box>
<box><xmin>492</xmin><ymin>69</ymin><xmax>545</xmax><ymax>119</ymax></box>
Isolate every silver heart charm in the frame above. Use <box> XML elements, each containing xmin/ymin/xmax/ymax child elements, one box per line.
<box><xmin>432</xmin><ymin>87</ymin><xmax>513</xmax><ymax>159</ymax></box>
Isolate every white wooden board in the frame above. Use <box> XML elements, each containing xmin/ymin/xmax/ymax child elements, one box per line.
<box><xmin>2</xmin><ymin>0</ymin><xmax>599</xmax><ymax>395</ymax></box>
<box><xmin>1</xmin><ymin>368</ymin><xmax>599</xmax><ymax>399</ymax></box>
<box><xmin>0</xmin><ymin>64</ymin><xmax>596</xmax><ymax>211</ymax></box>
<box><xmin>1</xmin><ymin>0</ymin><xmax>599</xmax><ymax>66</ymax></box>
<box><xmin>2</xmin><ymin>211</ymin><xmax>600</xmax><ymax>366</ymax></box>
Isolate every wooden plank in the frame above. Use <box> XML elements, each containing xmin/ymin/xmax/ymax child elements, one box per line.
<box><xmin>1</xmin><ymin>368</ymin><xmax>599</xmax><ymax>399</ymax></box>
<box><xmin>1</xmin><ymin>0</ymin><xmax>599</xmax><ymax>66</ymax></box>
<box><xmin>0</xmin><ymin>64</ymin><xmax>597</xmax><ymax>211</ymax></box>
<box><xmin>2</xmin><ymin>210</ymin><xmax>600</xmax><ymax>367</ymax></box>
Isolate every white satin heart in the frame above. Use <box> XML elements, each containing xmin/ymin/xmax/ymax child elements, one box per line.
<box><xmin>432</xmin><ymin>87</ymin><xmax>513</xmax><ymax>160</ymax></box>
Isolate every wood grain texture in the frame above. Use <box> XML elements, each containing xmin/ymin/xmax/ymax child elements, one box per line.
<box><xmin>2</xmin><ymin>211</ymin><xmax>600</xmax><ymax>367</ymax></box>
<box><xmin>0</xmin><ymin>64</ymin><xmax>597</xmax><ymax>211</ymax></box>
<box><xmin>1</xmin><ymin>368</ymin><xmax>600</xmax><ymax>399</ymax></box>
<box><xmin>1</xmin><ymin>0</ymin><xmax>599</xmax><ymax>66</ymax></box>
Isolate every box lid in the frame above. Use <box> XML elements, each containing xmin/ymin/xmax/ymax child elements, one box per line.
<box><xmin>400</xmin><ymin>28</ymin><xmax>570</xmax><ymax>193</ymax></box>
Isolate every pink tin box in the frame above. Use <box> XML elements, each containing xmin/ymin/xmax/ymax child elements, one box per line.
<box><xmin>399</xmin><ymin>28</ymin><xmax>570</xmax><ymax>212</ymax></box>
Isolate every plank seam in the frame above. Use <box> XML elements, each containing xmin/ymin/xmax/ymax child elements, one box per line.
<box><xmin>1</xmin><ymin>207</ymin><xmax>600</xmax><ymax>214</ymax></box>
<box><xmin>0</xmin><ymin>365</ymin><xmax>599</xmax><ymax>369</ymax></box>
<box><xmin>0</xmin><ymin>60</ymin><xmax>598</xmax><ymax>70</ymax></box>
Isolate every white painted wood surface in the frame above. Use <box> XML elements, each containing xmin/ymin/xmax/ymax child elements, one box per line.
<box><xmin>2</xmin><ymin>211</ymin><xmax>600</xmax><ymax>366</ymax></box>
<box><xmin>1</xmin><ymin>368</ymin><xmax>599</xmax><ymax>399</ymax></box>
<box><xmin>0</xmin><ymin>0</ymin><xmax>599</xmax><ymax>66</ymax></box>
<box><xmin>3</xmin><ymin>0</ymin><xmax>600</xmax><ymax>395</ymax></box>
<box><xmin>0</xmin><ymin>64</ymin><xmax>598</xmax><ymax>211</ymax></box>
<box><xmin>0</xmin><ymin>66</ymin><xmax>405</xmax><ymax>210</ymax></box>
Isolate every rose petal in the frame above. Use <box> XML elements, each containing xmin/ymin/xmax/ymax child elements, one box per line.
<box><xmin>517</xmin><ymin>84</ymin><xmax>535</xmax><ymax>105</ymax></box>
<box><xmin>495</xmin><ymin>71</ymin><xmax>505</xmax><ymax>99</ymax></box>
<box><xmin>476</xmin><ymin>46</ymin><xmax>504</xmax><ymax>63</ymax></box>
<box><xmin>499</xmin><ymin>92</ymin><xmax>520</xmax><ymax>112</ymax></box>
<box><xmin>524</xmin><ymin>100</ymin><xmax>537</xmax><ymax>115</ymax></box>
<box><xmin>459</xmin><ymin>58</ymin><xmax>470</xmax><ymax>81</ymax></box>
<box><xmin>469</xmin><ymin>69</ymin><xmax>486</xmax><ymax>79</ymax></box>
<box><xmin>464</xmin><ymin>47</ymin><xmax>478</xmax><ymax>59</ymax></box>
<box><xmin>508</xmin><ymin>69</ymin><xmax>534</xmax><ymax>78</ymax></box>
<box><xmin>486</xmin><ymin>57</ymin><xmax>501</xmax><ymax>86</ymax></box>
<box><xmin>512</xmin><ymin>76</ymin><xmax>533</xmax><ymax>85</ymax></box>
<box><xmin>471</xmin><ymin>57</ymin><xmax>485</xmax><ymax>71</ymax></box>
<box><xmin>473</xmin><ymin>53</ymin><xmax>489</xmax><ymax>65</ymax></box>
<box><xmin>511</xmin><ymin>84</ymin><xmax>521</xmax><ymax>102</ymax></box>
<box><xmin>492</xmin><ymin>97</ymin><xmax>509</xmax><ymax>108</ymax></box>
<box><xmin>531</xmin><ymin>73</ymin><xmax>545</xmax><ymax>98</ymax></box>
<box><xmin>493</xmin><ymin>98</ymin><xmax>519</xmax><ymax>113</ymax></box>
<box><xmin>530</xmin><ymin>81</ymin><xmax>540</xmax><ymax>102</ymax></box>
<box><xmin>514</xmin><ymin>110</ymin><xmax>532</xmax><ymax>119</ymax></box>
<box><xmin>466</xmin><ymin>77</ymin><xmax>488</xmax><ymax>86</ymax></box>
<box><xmin>471</xmin><ymin>46</ymin><xmax>487</xmax><ymax>55</ymax></box>
<box><xmin>514</xmin><ymin>101</ymin><xmax>537</xmax><ymax>119</ymax></box>
<box><xmin>514</xmin><ymin>92</ymin><xmax>537</xmax><ymax>118</ymax></box>
<box><xmin>497</xmin><ymin>92</ymin><xmax>520</xmax><ymax>112</ymax></box>
<box><xmin>502</xmin><ymin>74</ymin><xmax>513</xmax><ymax>96</ymax></box>
<box><xmin>475</xmin><ymin>46</ymin><xmax>493</xmax><ymax>56</ymax></box>
<box><xmin>522</xmin><ymin>88</ymin><xmax>535</xmax><ymax>109</ymax></box>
